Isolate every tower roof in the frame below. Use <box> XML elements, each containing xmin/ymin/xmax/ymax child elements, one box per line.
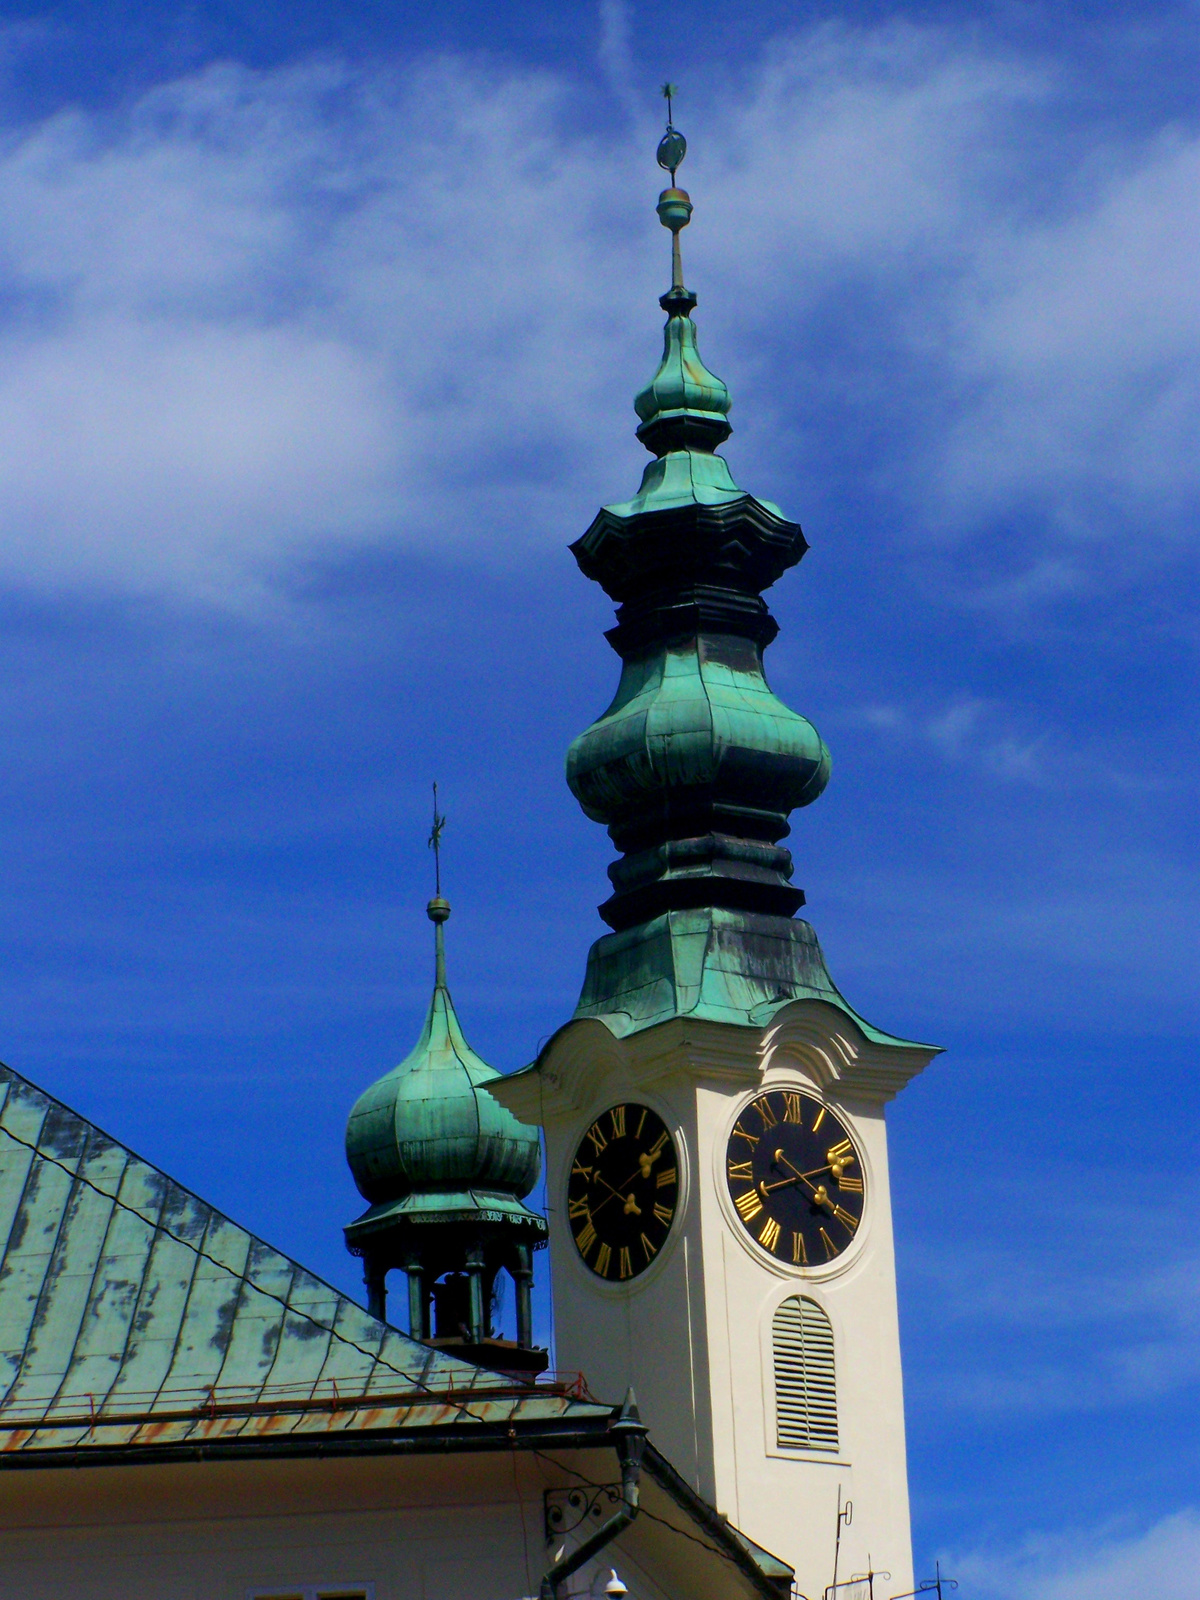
<box><xmin>344</xmin><ymin>898</ymin><xmax>545</xmax><ymax>1245</ymax></box>
<box><xmin>565</xmin><ymin>109</ymin><xmax>829</xmax><ymax>938</ymax></box>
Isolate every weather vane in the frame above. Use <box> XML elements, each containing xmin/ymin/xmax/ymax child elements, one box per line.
<box><xmin>427</xmin><ymin>782</ymin><xmax>446</xmax><ymax>898</ymax></box>
<box><xmin>657</xmin><ymin>82</ymin><xmax>686</xmax><ymax>182</ymax></box>
<box><xmin>655</xmin><ymin>82</ymin><xmax>692</xmax><ymax>295</ymax></box>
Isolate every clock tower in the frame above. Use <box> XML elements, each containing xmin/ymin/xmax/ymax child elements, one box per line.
<box><xmin>491</xmin><ymin>107</ymin><xmax>939</xmax><ymax>1600</ymax></box>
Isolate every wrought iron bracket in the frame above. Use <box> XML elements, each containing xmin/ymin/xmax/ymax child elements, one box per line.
<box><xmin>543</xmin><ymin>1483</ymin><xmax>623</xmax><ymax>1544</ymax></box>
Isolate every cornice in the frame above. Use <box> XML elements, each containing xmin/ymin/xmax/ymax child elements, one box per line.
<box><xmin>760</xmin><ymin>1000</ymin><xmax>941</xmax><ymax>1105</ymax></box>
<box><xmin>489</xmin><ymin>1002</ymin><xmax>940</xmax><ymax>1128</ymax></box>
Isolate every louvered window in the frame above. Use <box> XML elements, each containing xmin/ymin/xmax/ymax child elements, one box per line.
<box><xmin>773</xmin><ymin>1295</ymin><xmax>838</xmax><ymax>1452</ymax></box>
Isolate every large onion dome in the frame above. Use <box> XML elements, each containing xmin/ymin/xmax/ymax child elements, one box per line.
<box><xmin>565</xmin><ymin>139</ymin><xmax>830</xmax><ymax>934</ymax></box>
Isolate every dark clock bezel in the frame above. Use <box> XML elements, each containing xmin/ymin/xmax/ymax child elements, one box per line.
<box><xmin>723</xmin><ymin>1089</ymin><xmax>866</xmax><ymax>1271</ymax></box>
<box><xmin>565</xmin><ymin>1101</ymin><xmax>680</xmax><ymax>1283</ymax></box>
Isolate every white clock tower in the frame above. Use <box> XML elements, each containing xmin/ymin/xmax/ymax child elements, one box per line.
<box><xmin>493</xmin><ymin>113</ymin><xmax>939</xmax><ymax>1600</ymax></box>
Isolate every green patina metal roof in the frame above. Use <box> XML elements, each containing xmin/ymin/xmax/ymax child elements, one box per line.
<box><xmin>608</xmin><ymin>287</ymin><xmax>784</xmax><ymax>523</ymax></box>
<box><xmin>571</xmin><ymin>907</ymin><xmax>934</xmax><ymax>1048</ymax></box>
<box><xmin>345</xmin><ymin>902</ymin><xmax>543</xmax><ymax>1242</ymax></box>
<box><xmin>567</xmin><ymin>636</ymin><xmax>829</xmax><ymax>824</ymax></box>
<box><xmin>0</xmin><ymin>1063</ymin><xmax>604</xmax><ymax>1459</ymax></box>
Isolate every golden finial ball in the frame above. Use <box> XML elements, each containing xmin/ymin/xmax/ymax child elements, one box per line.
<box><xmin>426</xmin><ymin>896</ymin><xmax>451</xmax><ymax>923</ymax></box>
<box><xmin>656</xmin><ymin>188</ymin><xmax>693</xmax><ymax>233</ymax></box>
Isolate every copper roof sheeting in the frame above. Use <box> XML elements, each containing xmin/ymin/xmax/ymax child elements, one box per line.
<box><xmin>0</xmin><ymin>1064</ymin><xmax>608</xmax><ymax>1459</ymax></box>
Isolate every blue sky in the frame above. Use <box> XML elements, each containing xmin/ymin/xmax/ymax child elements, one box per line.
<box><xmin>0</xmin><ymin>1</ymin><xmax>1197</xmax><ymax>1595</ymax></box>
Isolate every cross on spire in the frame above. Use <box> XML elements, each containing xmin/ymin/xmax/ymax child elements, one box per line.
<box><xmin>428</xmin><ymin>782</ymin><xmax>446</xmax><ymax>898</ymax></box>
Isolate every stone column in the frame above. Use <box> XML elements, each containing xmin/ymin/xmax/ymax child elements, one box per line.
<box><xmin>465</xmin><ymin>1244</ymin><xmax>485</xmax><ymax>1344</ymax></box>
<box><xmin>513</xmin><ymin>1244</ymin><xmax>534</xmax><ymax>1349</ymax></box>
<box><xmin>404</xmin><ymin>1252</ymin><xmax>426</xmax><ymax>1340</ymax></box>
<box><xmin>364</xmin><ymin>1257</ymin><xmax>387</xmax><ymax>1323</ymax></box>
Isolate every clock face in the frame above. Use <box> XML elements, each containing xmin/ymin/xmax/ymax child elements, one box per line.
<box><xmin>567</xmin><ymin>1103</ymin><xmax>679</xmax><ymax>1282</ymax></box>
<box><xmin>725</xmin><ymin>1090</ymin><xmax>865</xmax><ymax>1267</ymax></box>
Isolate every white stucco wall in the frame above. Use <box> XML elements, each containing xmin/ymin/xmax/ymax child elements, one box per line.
<box><xmin>542</xmin><ymin>1005</ymin><xmax>934</xmax><ymax>1600</ymax></box>
<box><xmin>0</xmin><ymin>1448</ymin><xmax>769</xmax><ymax>1600</ymax></box>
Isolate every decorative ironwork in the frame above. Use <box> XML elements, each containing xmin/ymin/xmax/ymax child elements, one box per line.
<box><xmin>543</xmin><ymin>1483</ymin><xmax>623</xmax><ymax>1544</ymax></box>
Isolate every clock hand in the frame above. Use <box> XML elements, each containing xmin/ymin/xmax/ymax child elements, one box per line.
<box><xmin>760</xmin><ymin>1174</ymin><xmax>805</xmax><ymax>1195</ymax></box>
<box><xmin>773</xmin><ymin>1150</ymin><xmax>834</xmax><ymax>1183</ymax></box>
<box><xmin>586</xmin><ymin>1172</ymin><xmax>634</xmax><ymax>1219</ymax></box>
<box><xmin>587</xmin><ymin>1158</ymin><xmax>654</xmax><ymax>1220</ymax></box>
<box><xmin>771</xmin><ymin>1151</ymin><xmax>839</xmax><ymax>1211</ymax></box>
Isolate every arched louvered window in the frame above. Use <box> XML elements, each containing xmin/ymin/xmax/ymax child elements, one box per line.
<box><xmin>773</xmin><ymin>1295</ymin><xmax>838</xmax><ymax>1452</ymax></box>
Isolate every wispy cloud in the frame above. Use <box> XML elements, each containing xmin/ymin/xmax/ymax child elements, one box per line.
<box><xmin>953</xmin><ymin>1508</ymin><xmax>1200</xmax><ymax>1600</ymax></box>
<box><xmin>0</xmin><ymin>26</ymin><xmax>1195</xmax><ymax>603</ymax></box>
<box><xmin>851</xmin><ymin>696</ymin><xmax>1051</xmax><ymax>784</ymax></box>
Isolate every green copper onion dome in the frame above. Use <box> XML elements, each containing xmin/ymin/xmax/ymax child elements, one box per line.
<box><xmin>565</xmin><ymin>120</ymin><xmax>830</xmax><ymax>933</ymax></box>
<box><xmin>345</xmin><ymin>898</ymin><xmax>542</xmax><ymax>1218</ymax></box>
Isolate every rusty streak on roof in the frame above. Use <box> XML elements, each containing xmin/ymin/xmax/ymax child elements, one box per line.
<box><xmin>0</xmin><ymin>1064</ymin><xmax>609</xmax><ymax>1460</ymax></box>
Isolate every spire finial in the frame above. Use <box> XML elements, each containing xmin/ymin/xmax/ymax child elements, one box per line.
<box><xmin>655</xmin><ymin>85</ymin><xmax>693</xmax><ymax>302</ymax></box>
<box><xmin>428</xmin><ymin>782</ymin><xmax>446</xmax><ymax>899</ymax></box>
<box><xmin>658</xmin><ymin>83</ymin><xmax>682</xmax><ymax>173</ymax></box>
<box><xmin>426</xmin><ymin>782</ymin><xmax>450</xmax><ymax>982</ymax></box>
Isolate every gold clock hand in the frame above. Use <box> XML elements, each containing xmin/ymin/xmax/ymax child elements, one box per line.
<box><xmin>587</xmin><ymin>1172</ymin><xmax>633</xmax><ymax>1219</ymax></box>
<box><xmin>773</xmin><ymin>1150</ymin><xmax>835</xmax><ymax>1183</ymax></box>
<box><xmin>760</xmin><ymin>1174</ymin><xmax>804</xmax><ymax>1195</ymax></box>
<box><xmin>588</xmin><ymin>1153</ymin><xmax>659</xmax><ymax>1221</ymax></box>
<box><xmin>770</xmin><ymin>1150</ymin><xmax>841</xmax><ymax>1211</ymax></box>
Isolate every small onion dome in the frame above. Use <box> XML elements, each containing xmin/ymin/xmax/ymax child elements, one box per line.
<box><xmin>345</xmin><ymin>900</ymin><xmax>541</xmax><ymax>1215</ymax></box>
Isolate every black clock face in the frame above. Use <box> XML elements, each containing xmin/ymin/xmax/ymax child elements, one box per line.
<box><xmin>567</xmin><ymin>1103</ymin><xmax>679</xmax><ymax>1281</ymax></box>
<box><xmin>726</xmin><ymin>1090</ymin><xmax>865</xmax><ymax>1267</ymax></box>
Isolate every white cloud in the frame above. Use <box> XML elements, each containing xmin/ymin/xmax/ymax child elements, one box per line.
<box><xmin>939</xmin><ymin>128</ymin><xmax>1200</xmax><ymax>544</ymax></box>
<box><xmin>0</xmin><ymin>27</ymin><xmax>1195</xmax><ymax>600</ymax></box>
<box><xmin>954</xmin><ymin>1509</ymin><xmax>1200</xmax><ymax>1600</ymax></box>
<box><xmin>853</xmin><ymin>695</ymin><xmax>1051</xmax><ymax>783</ymax></box>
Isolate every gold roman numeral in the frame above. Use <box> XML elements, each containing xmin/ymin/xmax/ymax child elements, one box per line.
<box><xmin>811</xmin><ymin>1106</ymin><xmax>827</xmax><ymax>1133</ymax></box>
<box><xmin>833</xmin><ymin>1205</ymin><xmax>859</xmax><ymax>1232</ymax></box>
<box><xmin>640</xmin><ymin>1232</ymin><xmax>655</xmax><ymax>1261</ymax></box>
<box><xmin>610</xmin><ymin>1105</ymin><xmax>626</xmax><ymax>1139</ymax></box>
<box><xmin>792</xmin><ymin>1231</ymin><xmax>808</xmax><ymax>1265</ymax></box>
<box><xmin>571</xmin><ymin>1161</ymin><xmax>593</xmax><ymax>1180</ymax></box>
<box><xmin>595</xmin><ymin>1242</ymin><xmax>611</xmax><ymax>1276</ymax></box>
<box><xmin>648</xmin><ymin>1131</ymin><xmax>669</xmax><ymax>1161</ymax></box>
<box><xmin>838</xmin><ymin>1176</ymin><xmax>864</xmax><ymax>1193</ymax></box>
<box><xmin>727</xmin><ymin>1160</ymin><xmax>753</xmax><ymax>1182</ymax></box>
<box><xmin>819</xmin><ymin>1227</ymin><xmax>837</xmax><ymax>1260</ymax></box>
<box><xmin>576</xmin><ymin>1220</ymin><xmax>597</xmax><ymax>1257</ymax></box>
<box><xmin>734</xmin><ymin>1189</ymin><xmax>763</xmax><ymax>1223</ymax></box>
<box><xmin>635</xmin><ymin>1108</ymin><xmax>647</xmax><ymax>1137</ymax></box>
<box><xmin>731</xmin><ymin>1124</ymin><xmax>759</xmax><ymax>1148</ymax></box>
<box><xmin>758</xmin><ymin>1216</ymin><xmax>781</xmax><ymax>1252</ymax></box>
<box><xmin>586</xmin><ymin>1123</ymin><xmax>608</xmax><ymax>1155</ymax></box>
<box><xmin>827</xmin><ymin>1138</ymin><xmax>854</xmax><ymax>1161</ymax></box>
<box><xmin>618</xmin><ymin>1248</ymin><xmax>632</xmax><ymax>1279</ymax></box>
<box><xmin>567</xmin><ymin>1197</ymin><xmax>590</xmax><ymax>1220</ymax></box>
<box><xmin>656</xmin><ymin>1166</ymin><xmax>677</xmax><ymax>1188</ymax></box>
<box><xmin>653</xmin><ymin>1202</ymin><xmax>673</xmax><ymax>1225</ymax></box>
<box><xmin>756</xmin><ymin>1097</ymin><xmax>778</xmax><ymax>1129</ymax></box>
<box><xmin>782</xmin><ymin>1092</ymin><xmax>802</xmax><ymax>1125</ymax></box>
